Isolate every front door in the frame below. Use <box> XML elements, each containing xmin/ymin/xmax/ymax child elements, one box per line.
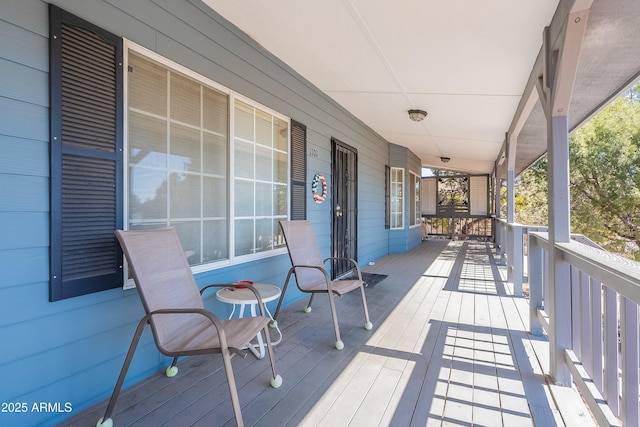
<box><xmin>331</xmin><ymin>138</ymin><xmax>358</xmax><ymax>278</ymax></box>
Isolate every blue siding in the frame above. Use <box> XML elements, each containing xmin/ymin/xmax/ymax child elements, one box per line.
<box><xmin>0</xmin><ymin>175</ymin><xmax>48</xmax><ymax>211</ymax></box>
<box><xmin>0</xmin><ymin>19</ymin><xmax>48</xmax><ymax>70</ymax></box>
<box><xmin>0</xmin><ymin>248</ymin><xmax>47</xmax><ymax>290</ymax></box>
<box><xmin>0</xmin><ymin>138</ymin><xmax>48</xmax><ymax>177</ymax></box>
<box><xmin>388</xmin><ymin>143</ymin><xmax>424</xmax><ymax>253</ymax></box>
<box><xmin>0</xmin><ymin>59</ymin><xmax>48</xmax><ymax>106</ymax></box>
<box><xmin>0</xmin><ymin>0</ymin><xmax>421</xmax><ymax>425</ymax></box>
<box><xmin>0</xmin><ymin>98</ymin><xmax>48</xmax><ymax>141</ymax></box>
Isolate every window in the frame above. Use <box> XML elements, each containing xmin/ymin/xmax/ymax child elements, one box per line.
<box><xmin>126</xmin><ymin>46</ymin><xmax>289</xmax><ymax>269</ymax></box>
<box><xmin>127</xmin><ymin>51</ymin><xmax>230</xmax><ymax>265</ymax></box>
<box><xmin>390</xmin><ymin>167</ymin><xmax>404</xmax><ymax>229</ymax></box>
<box><xmin>232</xmin><ymin>99</ymin><xmax>288</xmax><ymax>256</ymax></box>
<box><xmin>49</xmin><ymin>8</ymin><xmax>296</xmax><ymax>299</ymax></box>
<box><xmin>410</xmin><ymin>172</ymin><xmax>421</xmax><ymax>226</ymax></box>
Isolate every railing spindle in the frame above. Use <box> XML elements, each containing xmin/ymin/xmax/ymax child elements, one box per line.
<box><xmin>529</xmin><ymin>235</ymin><xmax>544</xmax><ymax>335</ymax></box>
<box><xmin>603</xmin><ymin>287</ymin><xmax>619</xmax><ymax>416</ymax></box>
<box><xmin>581</xmin><ymin>271</ymin><xmax>593</xmax><ymax>376</ymax></box>
<box><xmin>590</xmin><ymin>278</ymin><xmax>603</xmax><ymax>391</ymax></box>
<box><xmin>571</xmin><ymin>266</ymin><xmax>582</xmax><ymax>359</ymax></box>
<box><xmin>620</xmin><ymin>297</ymin><xmax>639</xmax><ymax>426</ymax></box>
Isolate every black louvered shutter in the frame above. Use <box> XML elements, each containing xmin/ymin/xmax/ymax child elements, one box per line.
<box><xmin>385</xmin><ymin>165</ymin><xmax>391</xmax><ymax>229</ymax></box>
<box><xmin>290</xmin><ymin>120</ymin><xmax>307</xmax><ymax>220</ymax></box>
<box><xmin>49</xmin><ymin>5</ymin><xmax>123</xmax><ymax>301</ymax></box>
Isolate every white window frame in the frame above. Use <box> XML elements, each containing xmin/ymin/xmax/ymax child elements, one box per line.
<box><xmin>123</xmin><ymin>41</ymin><xmax>289</xmax><ymax>283</ymax></box>
<box><xmin>230</xmin><ymin>95</ymin><xmax>290</xmax><ymax>262</ymax></box>
<box><xmin>409</xmin><ymin>171</ymin><xmax>421</xmax><ymax>227</ymax></box>
<box><xmin>390</xmin><ymin>167</ymin><xmax>404</xmax><ymax>229</ymax></box>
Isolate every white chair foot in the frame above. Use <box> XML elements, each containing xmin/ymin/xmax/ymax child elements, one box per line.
<box><xmin>335</xmin><ymin>340</ymin><xmax>344</xmax><ymax>350</ymax></box>
<box><xmin>271</xmin><ymin>374</ymin><xmax>283</xmax><ymax>388</ymax></box>
<box><xmin>97</xmin><ymin>417</ymin><xmax>113</xmax><ymax>427</ymax></box>
<box><xmin>166</xmin><ymin>366</ymin><xmax>178</xmax><ymax>377</ymax></box>
<box><xmin>364</xmin><ymin>321</ymin><xmax>373</xmax><ymax>330</ymax></box>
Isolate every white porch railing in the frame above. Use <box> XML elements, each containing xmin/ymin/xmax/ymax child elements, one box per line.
<box><xmin>421</xmin><ymin>216</ymin><xmax>493</xmax><ymax>240</ymax></box>
<box><xmin>494</xmin><ymin>218</ymin><xmax>547</xmax><ymax>296</ymax></box>
<box><xmin>499</xmin><ymin>220</ymin><xmax>640</xmax><ymax>426</ymax></box>
<box><xmin>495</xmin><ymin>218</ymin><xmax>640</xmax><ymax>425</ymax></box>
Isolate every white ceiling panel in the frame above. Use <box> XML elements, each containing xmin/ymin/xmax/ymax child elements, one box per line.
<box><xmin>203</xmin><ymin>0</ymin><xmax>560</xmax><ymax>173</ymax></box>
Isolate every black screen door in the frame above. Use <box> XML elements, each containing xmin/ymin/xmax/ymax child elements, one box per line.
<box><xmin>331</xmin><ymin>138</ymin><xmax>358</xmax><ymax>278</ymax></box>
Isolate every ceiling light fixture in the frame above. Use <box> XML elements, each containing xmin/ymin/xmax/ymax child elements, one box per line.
<box><xmin>408</xmin><ymin>109</ymin><xmax>428</xmax><ymax>122</ymax></box>
<box><xmin>440</xmin><ymin>156</ymin><xmax>451</xmax><ymax>163</ymax></box>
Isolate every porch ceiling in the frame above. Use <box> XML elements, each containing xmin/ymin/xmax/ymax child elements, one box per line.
<box><xmin>515</xmin><ymin>0</ymin><xmax>640</xmax><ymax>177</ymax></box>
<box><xmin>202</xmin><ymin>0</ymin><xmax>639</xmax><ymax>177</ymax></box>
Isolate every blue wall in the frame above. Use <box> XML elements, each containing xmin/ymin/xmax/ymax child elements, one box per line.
<box><xmin>388</xmin><ymin>143</ymin><xmax>423</xmax><ymax>253</ymax></box>
<box><xmin>0</xmin><ymin>1</ymin><xmax>419</xmax><ymax>425</ymax></box>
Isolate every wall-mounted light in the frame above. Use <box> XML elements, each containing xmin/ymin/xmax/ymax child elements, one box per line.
<box><xmin>440</xmin><ymin>156</ymin><xmax>451</xmax><ymax>163</ymax></box>
<box><xmin>408</xmin><ymin>109</ymin><xmax>428</xmax><ymax>122</ymax></box>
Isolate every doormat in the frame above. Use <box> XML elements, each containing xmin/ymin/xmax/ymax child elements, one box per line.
<box><xmin>339</xmin><ymin>272</ymin><xmax>388</xmax><ymax>287</ymax></box>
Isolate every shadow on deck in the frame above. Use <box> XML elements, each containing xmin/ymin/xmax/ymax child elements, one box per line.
<box><xmin>61</xmin><ymin>241</ymin><xmax>595</xmax><ymax>426</ymax></box>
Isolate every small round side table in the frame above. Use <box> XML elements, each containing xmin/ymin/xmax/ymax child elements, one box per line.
<box><xmin>215</xmin><ymin>283</ymin><xmax>282</xmax><ymax>359</ymax></box>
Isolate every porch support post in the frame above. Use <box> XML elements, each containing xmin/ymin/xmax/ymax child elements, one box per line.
<box><xmin>494</xmin><ymin>175</ymin><xmax>501</xmax><ymax>224</ymax></box>
<box><xmin>505</xmin><ymin>170</ymin><xmax>514</xmax><ymax>277</ymax></box>
<box><xmin>546</xmin><ymin>113</ymin><xmax>572</xmax><ymax>385</ymax></box>
<box><xmin>495</xmin><ymin>177</ymin><xmax>506</xmax><ymax>265</ymax></box>
<box><xmin>537</xmin><ymin>0</ymin><xmax>592</xmax><ymax>386</ymax></box>
<box><xmin>506</xmin><ymin>169</ymin><xmax>515</xmax><ymax>224</ymax></box>
<box><xmin>506</xmin><ymin>168</ymin><xmax>522</xmax><ymax>296</ymax></box>
<box><xmin>493</xmin><ymin>163</ymin><xmax>501</xmax><ymax>247</ymax></box>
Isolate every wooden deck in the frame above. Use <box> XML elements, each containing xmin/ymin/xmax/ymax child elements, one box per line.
<box><xmin>62</xmin><ymin>241</ymin><xmax>596</xmax><ymax>427</ymax></box>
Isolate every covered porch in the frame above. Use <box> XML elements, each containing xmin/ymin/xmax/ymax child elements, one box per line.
<box><xmin>2</xmin><ymin>1</ymin><xmax>640</xmax><ymax>426</ymax></box>
<box><xmin>62</xmin><ymin>239</ymin><xmax>594</xmax><ymax>426</ymax></box>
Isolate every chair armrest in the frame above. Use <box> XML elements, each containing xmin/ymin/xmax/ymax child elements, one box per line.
<box><xmin>148</xmin><ymin>307</ymin><xmax>224</xmax><ymax>330</ymax></box>
<box><xmin>200</xmin><ymin>283</ymin><xmax>229</xmax><ymax>295</ymax></box>
<box><xmin>289</xmin><ymin>264</ymin><xmax>335</xmax><ymax>292</ymax></box>
<box><xmin>146</xmin><ymin>307</ymin><xmax>233</xmax><ymax>351</ymax></box>
<box><xmin>291</xmin><ymin>264</ymin><xmax>331</xmax><ymax>277</ymax></box>
<box><xmin>322</xmin><ymin>257</ymin><xmax>363</xmax><ymax>280</ymax></box>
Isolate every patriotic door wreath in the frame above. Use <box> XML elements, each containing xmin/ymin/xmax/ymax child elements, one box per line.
<box><xmin>312</xmin><ymin>173</ymin><xmax>327</xmax><ymax>203</ymax></box>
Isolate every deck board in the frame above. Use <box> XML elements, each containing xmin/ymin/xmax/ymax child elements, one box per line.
<box><xmin>61</xmin><ymin>240</ymin><xmax>596</xmax><ymax>427</ymax></box>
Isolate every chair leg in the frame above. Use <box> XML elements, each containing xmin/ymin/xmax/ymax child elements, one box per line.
<box><xmin>98</xmin><ymin>318</ymin><xmax>148</xmax><ymax>426</ymax></box>
<box><xmin>261</xmin><ymin>324</ymin><xmax>282</xmax><ymax>388</ymax></box>
<box><xmin>220</xmin><ymin>347</ymin><xmax>244</xmax><ymax>427</ymax></box>
<box><xmin>273</xmin><ymin>268</ymin><xmax>294</xmax><ymax>321</ymax></box>
<box><xmin>305</xmin><ymin>294</ymin><xmax>315</xmax><ymax>312</ymax></box>
<box><xmin>327</xmin><ymin>293</ymin><xmax>343</xmax><ymax>350</ymax></box>
<box><xmin>360</xmin><ymin>285</ymin><xmax>373</xmax><ymax>330</ymax></box>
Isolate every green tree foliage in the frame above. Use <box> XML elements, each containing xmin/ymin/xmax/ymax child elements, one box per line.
<box><xmin>514</xmin><ymin>157</ymin><xmax>548</xmax><ymax>226</ymax></box>
<box><xmin>514</xmin><ymin>83</ymin><xmax>640</xmax><ymax>260</ymax></box>
<box><xmin>569</xmin><ymin>86</ymin><xmax>640</xmax><ymax>259</ymax></box>
<box><xmin>438</xmin><ymin>176</ymin><xmax>469</xmax><ymax>208</ymax></box>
